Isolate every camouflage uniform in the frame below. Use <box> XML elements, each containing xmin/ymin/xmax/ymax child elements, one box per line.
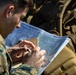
<box><xmin>0</xmin><ymin>35</ymin><xmax>37</xmax><ymax>75</ymax></box>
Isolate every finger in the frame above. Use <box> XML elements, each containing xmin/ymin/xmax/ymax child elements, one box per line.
<box><xmin>37</xmin><ymin>50</ymin><xmax>46</xmax><ymax>58</ymax></box>
<box><xmin>35</xmin><ymin>56</ymin><xmax>45</xmax><ymax>70</ymax></box>
<box><xmin>8</xmin><ymin>47</ymin><xmax>27</xmax><ymax>54</ymax></box>
<box><xmin>40</xmin><ymin>61</ymin><xmax>46</xmax><ymax>67</ymax></box>
<box><xmin>15</xmin><ymin>52</ymin><xmax>23</xmax><ymax>58</ymax></box>
<box><xmin>22</xmin><ymin>51</ymin><xmax>29</xmax><ymax>56</ymax></box>
<box><xmin>16</xmin><ymin>40</ymin><xmax>35</xmax><ymax>49</ymax></box>
<box><xmin>33</xmin><ymin>50</ymin><xmax>46</xmax><ymax>61</ymax></box>
<box><xmin>8</xmin><ymin>46</ymin><xmax>24</xmax><ymax>50</ymax></box>
<box><xmin>15</xmin><ymin>50</ymin><xmax>29</xmax><ymax>58</ymax></box>
<box><xmin>7</xmin><ymin>47</ymin><xmax>23</xmax><ymax>53</ymax></box>
<box><xmin>23</xmin><ymin>40</ymin><xmax>35</xmax><ymax>48</ymax></box>
<box><xmin>39</xmin><ymin>55</ymin><xmax>45</xmax><ymax>62</ymax></box>
<box><xmin>37</xmin><ymin>55</ymin><xmax>45</xmax><ymax>65</ymax></box>
<box><xmin>33</xmin><ymin>46</ymin><xmax>40</xmax><ymax>52</ymax></box>
<box><xmin>8</xmin><ymin>45</ymin><xmax>30</xmax><ymax>52</ymax></box>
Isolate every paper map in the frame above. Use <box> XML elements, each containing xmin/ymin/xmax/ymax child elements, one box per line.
<box><xmin>5</xmin><ymin>21</ymin><xmax>70</xmax><ymax>75</ymax></box>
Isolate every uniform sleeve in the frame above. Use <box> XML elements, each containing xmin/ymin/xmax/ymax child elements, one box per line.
<box><xmin>0</xmin><ymin>35</ymin><xmax>10</xmax><ymax>75</ymax></box>
<box><xmin>11</xmin><ymin>64</ymin><xmax>38</xmax><ymax>75</ymax></box>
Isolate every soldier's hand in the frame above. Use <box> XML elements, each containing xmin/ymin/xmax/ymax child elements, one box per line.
<box><xmin>22</xmin><ymin>46</ymin><xmax>46</xmax><ymax>71</ymax></box>
<box><xmin>7</xmin><ymin>40</ymin><xmax>35</xmax><ymax>63</ymax></box>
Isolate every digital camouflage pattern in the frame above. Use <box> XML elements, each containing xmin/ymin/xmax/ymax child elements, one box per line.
<box><xmin>0</xmin><ymin>35</ymin><xmax>10</xmax><ymax>75</ymax></box>
<box><xmin>0</xmin><ymin>35</ymin><xmax>37</xmax><ymax>75</ymax></box>
<box><xmin>11</xmin><ymin>64</ymin><xmax>37</xmax><ymax>75</ymax></box>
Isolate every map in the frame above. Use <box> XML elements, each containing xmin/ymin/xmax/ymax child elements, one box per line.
<box><xmin>5</xmin><ymin>21</ymin><xmax>70</xmax><ymax>75</ymax></box>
